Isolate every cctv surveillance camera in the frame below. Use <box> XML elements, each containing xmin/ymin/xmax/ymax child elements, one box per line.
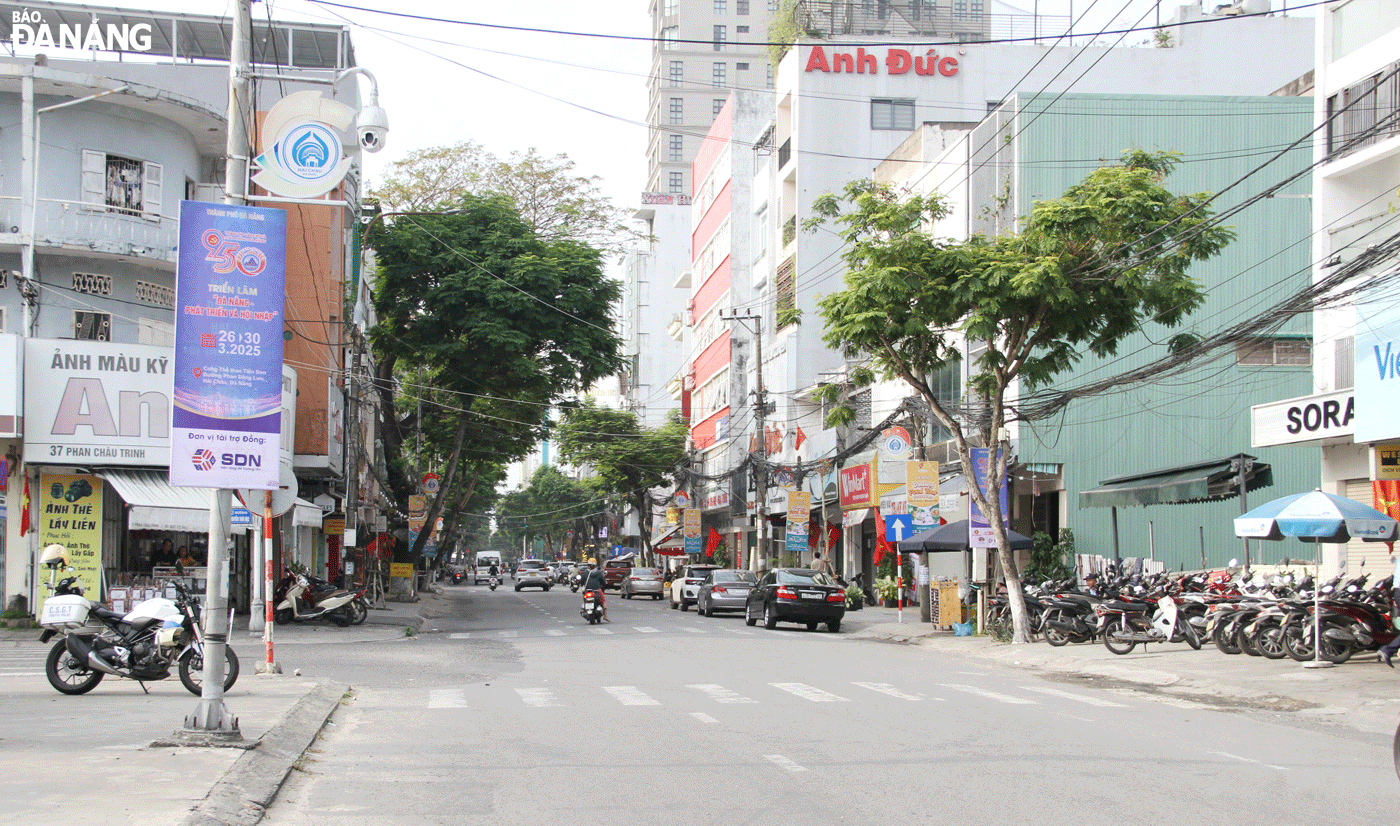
<box><xmin>355</xmin><ymin>105</ymin><xmax>389</xmax><ymax>153</ymax></box>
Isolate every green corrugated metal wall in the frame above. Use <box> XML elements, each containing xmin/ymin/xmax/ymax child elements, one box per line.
<box><xmin>1008</xmin><ymin>93</ymin><xmax>1317</xmax><ymax>571</ymax></box>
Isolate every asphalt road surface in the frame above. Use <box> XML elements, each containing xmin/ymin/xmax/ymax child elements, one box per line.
<box><xmin>260</xmin><ymin>582</ymin><xmax>1395</xmax><ymax>826</ymax></box>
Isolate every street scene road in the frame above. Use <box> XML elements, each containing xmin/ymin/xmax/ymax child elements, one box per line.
<box><xmin>255</xmin><ymin>584</ymin><xmax>1394</xmax><ymax>826</ymax></box>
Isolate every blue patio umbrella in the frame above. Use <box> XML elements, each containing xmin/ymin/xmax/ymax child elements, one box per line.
<box><xmin>1234</xmin><ymin>489</ymin><xmax>1398</xmax><ymax>544</ymax></box>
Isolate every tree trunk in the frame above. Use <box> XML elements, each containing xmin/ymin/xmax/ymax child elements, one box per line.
<box><xmin>411</xmin><ymin>415</ymin><xmax>469</xmax><ymax>561</ymax></box>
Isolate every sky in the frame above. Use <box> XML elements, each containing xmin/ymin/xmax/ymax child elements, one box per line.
<box><xmin>34</xmin><ymin>0</ymin><xmax>1318</xmax><ymax>222</ymax></box>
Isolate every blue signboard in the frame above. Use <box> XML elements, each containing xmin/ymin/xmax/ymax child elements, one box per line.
<box><xmin>883</xmin><ymin>513</ymin><xmax>914</xmax><ymax>543</ymax></box>
<box><xmin>230</xmin><ymin>507</ymin><xmax>254</xmax><ymax>526</ymax></box>
<box><xmin>170</xmin><ymin>201</ymin><xmax>287</xmax><ymax>490</ymax></box>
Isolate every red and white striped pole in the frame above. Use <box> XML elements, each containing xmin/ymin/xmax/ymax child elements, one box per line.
<box><xmin>263</xmin><ymin>489</ymin><xmax>280</xmax><ymax>673</ymax></box>
<box><xmin>897</xmin><ymin>553</ymin><xmax>904</xmax><ymax>624</ymax></box>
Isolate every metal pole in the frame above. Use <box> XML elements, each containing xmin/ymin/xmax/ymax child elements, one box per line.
<box><xmin>753</xmin><ymin>314</ymin><xmax>766</xmax><ymax>573</ymax></box>
<box><xmin>182</xmin><ymin>0</ymin><xmax>252</xmax><ymax>739</ymax></box>
<box><xmin>1110</xmin><ymin>506</ymin><xmax>1120</xmax><ymax>566</ymax></box>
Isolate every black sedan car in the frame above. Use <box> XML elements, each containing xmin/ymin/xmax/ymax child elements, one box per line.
<box><xmin>744</xmin><ymin>568</ymin><xmax>846</xmax><ymax>632</ymax></box>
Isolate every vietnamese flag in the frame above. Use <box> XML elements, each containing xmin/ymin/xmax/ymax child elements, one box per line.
<box><xmin>19</xmin><ymin>474</ymin><xmax>29</xmax><ymax>536</ymax></box>
<box><xmin>1374</xmin><ymin>480</ymin><xmax>1400</xmax><ymax>521</ymax></box>
<box><xmin>873</xmin><ymin>508</ymin><xmax>891</xmax><ymax>566</ymax></box>
<box><xmin>705</xmin><ymin>527</ymin><xmax>723</xmax><ymax>558</ymax></box>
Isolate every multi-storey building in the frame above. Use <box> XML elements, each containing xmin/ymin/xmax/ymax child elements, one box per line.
<box><xmin>0</xmin><ymin>3</ymin><xmax>381</xmax><ymax>614</ymax></box>
<box><xmin>1251</xmin><ymin>0</ymin><xmax>1400</xmax><ymax>579</ymax></box>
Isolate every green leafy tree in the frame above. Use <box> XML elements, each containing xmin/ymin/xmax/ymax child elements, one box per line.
<box><xmin>495</xmin><ymin>466</ymin><xmax>595</xmax><ymax>558</ymax></box>
<box><xmin>371</xmin><ymin>141</ymin><xmax>637</xmax><ymax>255</ymax></box>
<box><xmin>814</xmin><ymin>150</ymin><xmax>1234</xmax><ymax>643</ymax></box>
<box><xmin>555</xmin><ymin>404</ymin><xmax>689</xmax><ymax>564</ymax></box>
<box><xmin>368</xmin><ymin>193</ymin><xmax>622</xmax><ymax>564</ymax></box>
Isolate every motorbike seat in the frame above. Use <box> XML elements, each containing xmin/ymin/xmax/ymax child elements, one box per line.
<box><xmin>91</xmin><ymin>604</ymin><xmax>126</xmax><ymax>622</ymax></box>
<box><xmin>1103</xmin><ymin>600</ymin><xmax>1148</xmax><ymax>612</ymax></box>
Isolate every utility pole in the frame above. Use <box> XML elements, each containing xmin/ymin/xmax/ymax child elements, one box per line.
<box><xmin>722</xmin><ymin>310</ymin><xmax>765</xmax><ymax>572</ymax></box>
<box><xmin>181</xmin><ymin>0</ymin><xmax>252</xmax><ymax>741</ymax></box>
<box><xmin>344</xmin><ymin>343</ymin><xmax>360</xmax><ymax>588</ymax></box>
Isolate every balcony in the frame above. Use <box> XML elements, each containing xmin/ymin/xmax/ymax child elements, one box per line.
<box><xmin>0</xmin><ymin>196</ymin><xmax>179</xmax><ymax>265</ymax></box>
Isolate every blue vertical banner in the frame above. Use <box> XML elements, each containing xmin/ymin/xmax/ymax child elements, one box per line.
<box><xmin>169</xmin><ymin>200</ymin><xmax>287</xmax><ymax>489</ymax></box>
<box><xmin>968</xmin><ymin>446</ymin><xmax>1008</xmax><ymax>548</ymax></box>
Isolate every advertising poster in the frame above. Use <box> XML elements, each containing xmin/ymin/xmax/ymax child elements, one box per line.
<box><xmin>1356</xmin><ymin>279</ymin><xmax>1400</xmax><ymax>443</ymax></box>
<box><xmin>38</xmin><ymin>473</ymin><xmax>103</xmax><ymax>612</ymax></box>
<box><xmin>170</xmin><ymin>200</ymin><xmax>287</xmax><ymax>490</ymax></box>
<box><xmin>907</xmin><ymin>460</ymin><xmax>940</xmax><ymax>529</ymax></box>
<box><xmin>839</xmin><ymin>463</ymin><xmax>874</xmax><ymax>510</ymax></box>
<box><xmin>969</xmin><ymin>447</ymin><xmax>1008</xmax><ymax>548</ymax></box>
<box><xmin>877</xmin><ymin>426</ymin><xmax>911</xmax><ymax>484</ymax></box>
<box><xmin>683</xmin><ymin>508</ymin><xmax>703</xmax><ymax>555</ymax></box>
<box><xmin>786</xmin><ymin>491</ymin><xmax>810</xmax><ymax>556</ymax></box>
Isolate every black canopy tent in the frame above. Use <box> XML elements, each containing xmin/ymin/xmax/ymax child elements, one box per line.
<box><xmin>897</xmin><ymin>519</ymin><xmax>1035</xmax><ymax>552</ymax></box>
<box><xmin>1077</xmin><ymin>453</ymin><xmax>1273</xmax><ymax>566</ymax></box>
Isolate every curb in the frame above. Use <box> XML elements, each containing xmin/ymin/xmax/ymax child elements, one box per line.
<box><xmin>181</xmin><ymin>680</ymin><xmax>350</xmax><ymax>826</ymax></box>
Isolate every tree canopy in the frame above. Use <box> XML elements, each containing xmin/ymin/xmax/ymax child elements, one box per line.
<box><xmin>367</xmin><ymin>192</ymin><xmax>622</xmax><ymax>563</ymax></box>
<box><xmin>554</xmin><ymin>404</ymin><xmax>689</xmax><ymax>561</ymax></box>
<box><xmin>815</xmin><ymin>150</ymin><xmax>1234</xmax><ymax>642</ymax></box>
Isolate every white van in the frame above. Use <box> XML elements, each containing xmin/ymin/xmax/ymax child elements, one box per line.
<box><xmin>473</xmin><ymin>551</ymin><xmax>503</xmax><ymax>584</ymax></box>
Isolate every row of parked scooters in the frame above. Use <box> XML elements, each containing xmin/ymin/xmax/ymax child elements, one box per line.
<box><xmin>990</xmin><ymin>562</ymin><xmax>1396</xmax><ymax>663</ymax></box>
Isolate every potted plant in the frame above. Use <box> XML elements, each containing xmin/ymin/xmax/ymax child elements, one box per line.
<box><xmin>845</xmin><ymin>583</ymin><xmax>864</xmax><ymax>611</ymax></box>
<box><xmin>874</xmin><ymin>576</ymin><xmax>899</xmax><ymax>607</ymax></box>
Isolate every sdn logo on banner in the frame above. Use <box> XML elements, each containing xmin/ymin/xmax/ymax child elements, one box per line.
<box><xmin>251</xmin><ymin>90</ymin><xmax>388</xmax><ymax>199</ymax></box>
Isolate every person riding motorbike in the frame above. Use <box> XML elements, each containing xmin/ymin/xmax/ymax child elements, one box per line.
<box><xmin>583</xmin><ymin>558</ymin><xmax>608</xmax><ymax>622</ymax></box>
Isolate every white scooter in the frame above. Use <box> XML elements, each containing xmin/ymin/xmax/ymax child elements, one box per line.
<box><xmin>489</xmin><ymin>572</ymin><xmax>499</xmax><ymax>591</ymax></box>
<box><xmin>274</xmin><ymin>572</ymin><xmax>357</xmax><ymax>626</ymax></box>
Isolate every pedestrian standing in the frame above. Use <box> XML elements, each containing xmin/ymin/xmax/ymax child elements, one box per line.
<box><xmin>811</xmin><ymin>551</ymin><xmax>833</xmax><ymax>576</ymax></box>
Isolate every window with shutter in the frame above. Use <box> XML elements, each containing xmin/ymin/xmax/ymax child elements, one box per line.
<box><xmin>143</xmin><ymin>162</ymin><xmax>162</xmax><ymax>222</ymax></box>
<box><xmin>80</xmin><ymin>149</ymin><xmax>106</xmax><ymax>209</ymax></box>
<box><xmin>774</xmin><ymin>254</ymin><xmax>795</xmax><ymax>323</ymax></box>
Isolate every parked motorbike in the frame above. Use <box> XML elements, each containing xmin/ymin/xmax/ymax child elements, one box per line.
<box><xmin>298</xmin><ymin>572</ymin><xmax>369</xmax><ymax>625</ymax></box>
<box><xmin>37</xmin><ymin>546</ymin><xmax>237</xmax><ymax>696</ymax></box>
<box><xmin>1098</xmin><ymin>594</ymin><xmax>1201</xmax><ymax>654</ymax></box>
<box><xmin>580</xmin><ymin>588</ymin><xmax>604</xmax><ymax>625</ymax></box>
<box><xmin>273</xmin><ymin>572</ymin><xmax>356</xmax><ymax>625</ymax></box>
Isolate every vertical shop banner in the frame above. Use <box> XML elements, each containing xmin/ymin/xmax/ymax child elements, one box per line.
<box><xmin>786</xmin><ymin>491</ymin><xmax>810</xmax><ymax>556</ymax></box>
<box><xmin>683</xmin><ymin>508</ymin><xmax>703</xmax><ymax>556</ymax></box>
<box><xmin>38</xmin><ymin>473</ymin><xmax>103</xmax><ymax>612</ymax></box>
<box><xmin>907</xmin><ymin>460</ymin><xmax>940</xmax><ymax>530</ymax></box>
<box><xmin>969</xmin><ymin>447</ymin><xmax>1008</xmax><ymax>548</ymax></box>
<box><xmin>170</xmin><ymin>200</ymin><xmax>287</xmax><ymax>489</ymax></box>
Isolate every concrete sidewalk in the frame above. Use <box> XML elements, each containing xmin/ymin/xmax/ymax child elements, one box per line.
<box><xmin>839</xmin><ymin>603</ymin><xmax>1400</xmax><ymax>737</ymax></box>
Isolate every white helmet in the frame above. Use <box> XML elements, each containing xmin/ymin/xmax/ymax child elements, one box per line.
<box><xmin>41</xmin><ymin>544</ymin><xmax>68</xmax><ymax>567</ymax></box>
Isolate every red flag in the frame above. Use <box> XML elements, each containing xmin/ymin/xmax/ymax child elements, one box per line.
<box><xmin>749</xmin><ymin>433</ymin><xmax>757</xmax><ymax>454</ymax></box>
<box><xmin>705</xmin><ymin>527</ymin><xmax>723</xmax><ymax>558</ymax></box>
<box><xmin>20</xmin><ymin>474</ymin><xmax>29</xmax><ymax>536</ymax></box>
<box><xmin>826</xmin><ymin>520</ymin><xmax>841</xmax><ymax>552</ymax></box>
<box><xmin>873</xmin><ymin>508</ymin><xmax>890</xmax><ymax>566</ymax></box>
<box><xmin>1374</xmin><ymin>480</ymin><xmax>1400</xmax><ymax>521</ymax></box>
<box><xmin>808</xmin><ymin>516</ymin><xmax>821</xmax><ymax>548</ymax></box>
<box><xmin>795</xmin><ymin>426</ymin><xmax>807</xmax><ymax>451</ymax></box>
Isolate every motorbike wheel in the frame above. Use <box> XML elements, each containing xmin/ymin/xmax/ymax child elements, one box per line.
<box><xmin>1181</xmin><ymin>620</ymin><xmax>1202</xmax><ymax>651</ymax></box>
<box><xmin>178</xmin><ymin>645</ymin><xmax>239</xmax><ymax>696</ymax></box>
<box><xmin>1393</xmin><ymin>720</ymin><xmax>1400</xmax><ymax>783</ymax></box>
<box><xmin>1103</xmin><ymin>617</ymin><xmax>1136</xmax><ymax>655</ymax></box>
<box><xmin>348</xmin><ymin>597</ymin><xmax>369</xmax><ymax>626</ymax></box>
<box><xmin>1254</xmin><ymin>620</ymin><xmax>1288</xmax><ymax>659</ymax></box>
<box><xmin>274</xmin><ymin>607</ymin><xmax>293</xmax><ymax>625</ymax></box>
<box><xmin>1318</xmin><ymin>635</ymin><xmax>1353</xmax><ymax>664</ymax></box>
<box><xmin>329</xmin><ymin>606</ymin><xmax>352</xmax><ymax>627</ymax></box>
<box><xmin>1042</xmin><ymin>610</ymin><xmax>1071</xmax><ymax>647</ymax></box>
<box><xmin>1212</xmin><ymin>620</ymin><xmax>1242</xmax><ymax>655</ymax></box>
<box><xmin>1282</xmin><ymin>622</ymin><xmax>1314</xmax><ymax>661</ymax></box>
<box><xmin>45</xmin><ymin>639</ymin><xmax>103</xmax><ymax>695</ymax></box>
<box><xmin>1238</xmin><ymin>624</ymin><xmax>1263</xmax><ymax>657</ymax></box>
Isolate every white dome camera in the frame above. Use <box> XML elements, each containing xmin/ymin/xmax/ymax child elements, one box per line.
<box><xmin>355</xmin><ymin>105</ymin><xmax>389</xmax><ymax>153</ymax></box>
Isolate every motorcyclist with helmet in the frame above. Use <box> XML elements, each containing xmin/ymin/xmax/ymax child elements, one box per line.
<box><xmin>583</xmin><ymin>558</ymin><xmax>608</xmax><ymax>622</ymax></box>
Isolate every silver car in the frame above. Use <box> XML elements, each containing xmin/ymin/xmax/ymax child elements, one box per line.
<box><xmin>670</xmin><ymin>564</ymin><xmax>721</xmax><ymax>611</ymax></box>
<box><xmin>695</xmin><ymin>569</ymin><xmax>758</xmax><ymax>616</ymax></box>
<box><xmin>513</xmin><ymin>560</ymin><xmax>553</xmax><ymax>591</ymax></box>
<box><xmin>621</xmin><ymin>567</ymin><xmax>664</xmax><ymax>600</ymax></box>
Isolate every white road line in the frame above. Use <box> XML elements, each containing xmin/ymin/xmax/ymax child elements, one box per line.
<box><xmin>764</xmin><ymin>754</ymin><xmax>808</xmax><ymax>772</ymax></box>
<box><xmin>589</xmin><ymin>628</ymin><xmax>614</xmax><ymax>635</ymax></box>
<box><xmin>0</xmin><ymin>672</ymin><xmax>45</xmax><ymax>677</ymax></box>
<box><xmin>853</xmin><ymin>682</ymin><xmax>922</xmax><ymax>701</ymax></box>
<box><xmin>770</xmin><ymin>683</ymin><xmax>849</xmax><ymax>702</ymax></box>
<box><xmin>726</xmin><ymin>629</ymin><xmax>753</xmax><ymax>635</ymax></box>
<box><xmin>498</xmin><ymin>630</ymin><xmax>518</xmax><ymax>638</ymax></box>
<box><xmin>428</xmin><ymin>688</ymin><xmax>468</xmax><ymax>709</ymax></box>
<box><xmin>635</xmin><ymin>627</ymin><xmax>660</xmax><ymax>633</ymax></box>
<box><xmin>691</xmin><ymin>712</ymin><xmax>719</xmax><ymax>723</ymax></box>
<box><xmin>544</xmin><ymin>629</ymin><xmax>565</xmax><ymax>636</ymax></box>
<box><xmin>938</xmin><ymin>684</ymin><xmax>1038</xmax><ymax>705</ymax></box>
<box><xmin>604</xmin><ymin>686</ymin><xmax>660</xmax><ymax>706</ymax></box>
<box><xmin>678</xmin><ymin>627</ymin><xmax>706</xmax><ymax>633</ymax></box>
<box><xmin>448</xmin><ymin>633</ymin><xmax>471</xmax><ymax>639</ymax></box>
<box><xmin>517</xmin><ymin>688</ymin><xmax>563</xmax><ymax>707</ymax></box>
<box><xmin>688</xmin><ymin>683</ymin><xmax>757</xmax><ymax>704</ymax></box>
<box><xmin>1212</xmin><ymin>751</ymin><xmax>1289</xmax><ymax>771</ymax></box>
<box><xmin>1020</xmin><ymin>685</ymin><xmax>1127</xmax><ymax>708</ymax></box>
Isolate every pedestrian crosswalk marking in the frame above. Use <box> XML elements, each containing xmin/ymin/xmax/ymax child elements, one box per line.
<box><xmin>939</xmin><ymin>684</ymin><xmax>1037</xmax><ymax>705</ymax></box>
<box><xmin>691</xmin><ymin>712</ymin><xmax>719</xmax><ymax>723</ymax></box>
<box><xmin>1020</xmin><ymin>685</ymin><xmax>1127</xmax><ymax>707</ymax></box>
<box><xmin>498</xmin><ymin>630</ymin><xmax>518</xmax><ymax>638</ymax></box>
<box><xmin>678</xmin><ymin>627</ymin><xmax>706</xmax><ymax>633</ymax></box>
<box><xmin>589</xmin><ymin>628</ymin><xmax>613</xmax><ymax>635</ymax></box>
<box><xmin>770</xmin><ymin>683</ymin><xmax>849</xmax><ymax>702</ymax></box>
<box><xmin>449</xmin><ymin>633</ymin><xmax>471</xmax><ymax>639</ymax></box>
<box><xmin>688</xmin><ymin>683</ymin><xmax>757</xmax><ymax>704</ymax></box>
<box><xmin>635</xmin><ymin>627</ymin><xmax>660</xmax><ymax>633</ymax></box>
<box><xmin>726</xmin><ymin>629</ymin><xmax>753</xmax><ymax>635</ymax></box>
<box><xmin>604</xmin><ymin>686</ymin><xmax>659</xmax><ymax>706</ymax></box>
<box><xmin>853</xmin><ymin>682</ymin><xmax>922</xmax><ymax>701</ymax></box>
<box><xmin>764</xmin><ymin>754</ymin><xmax>808</xmax><ymax>772</ymax></box>
<box><xmin>517</xmin><ymin>688</ymin><xmax>563</xmax><ymax>707</ymax></box>
<box><xmin>428</xmin><ymin>688</ymin><xmax>468</xmax><ymax>709</ymax></box>
<box><xmin>544</xmin><ymin>629</ymin><xmax>565</xmax><ymax>636</ymax></box>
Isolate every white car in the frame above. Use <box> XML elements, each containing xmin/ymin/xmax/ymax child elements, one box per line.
<box><xmin>670</xmin><ymin>564</ymin><xmax>720</xmax><ymax>611</ymax></box>
<box><xmin>514</xmin><ymin>560</ymin><xmax>553</xmax><ymax>591</ymax></box>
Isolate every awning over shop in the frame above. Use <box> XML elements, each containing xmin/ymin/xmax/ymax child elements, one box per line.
<box><xmin>97</xmin><ymin>469</ymin><xmax>220</xmax><ymax>532</ymax></box>
<box><xmin>292</xmin><ymin>499</ymin><xmax>322</xmax><ymax>528</ymax></box>
<box><xmin>1078</xmin><ymin>454</ymin><xmax>1273</xmax><ymax>510</ymax></box>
